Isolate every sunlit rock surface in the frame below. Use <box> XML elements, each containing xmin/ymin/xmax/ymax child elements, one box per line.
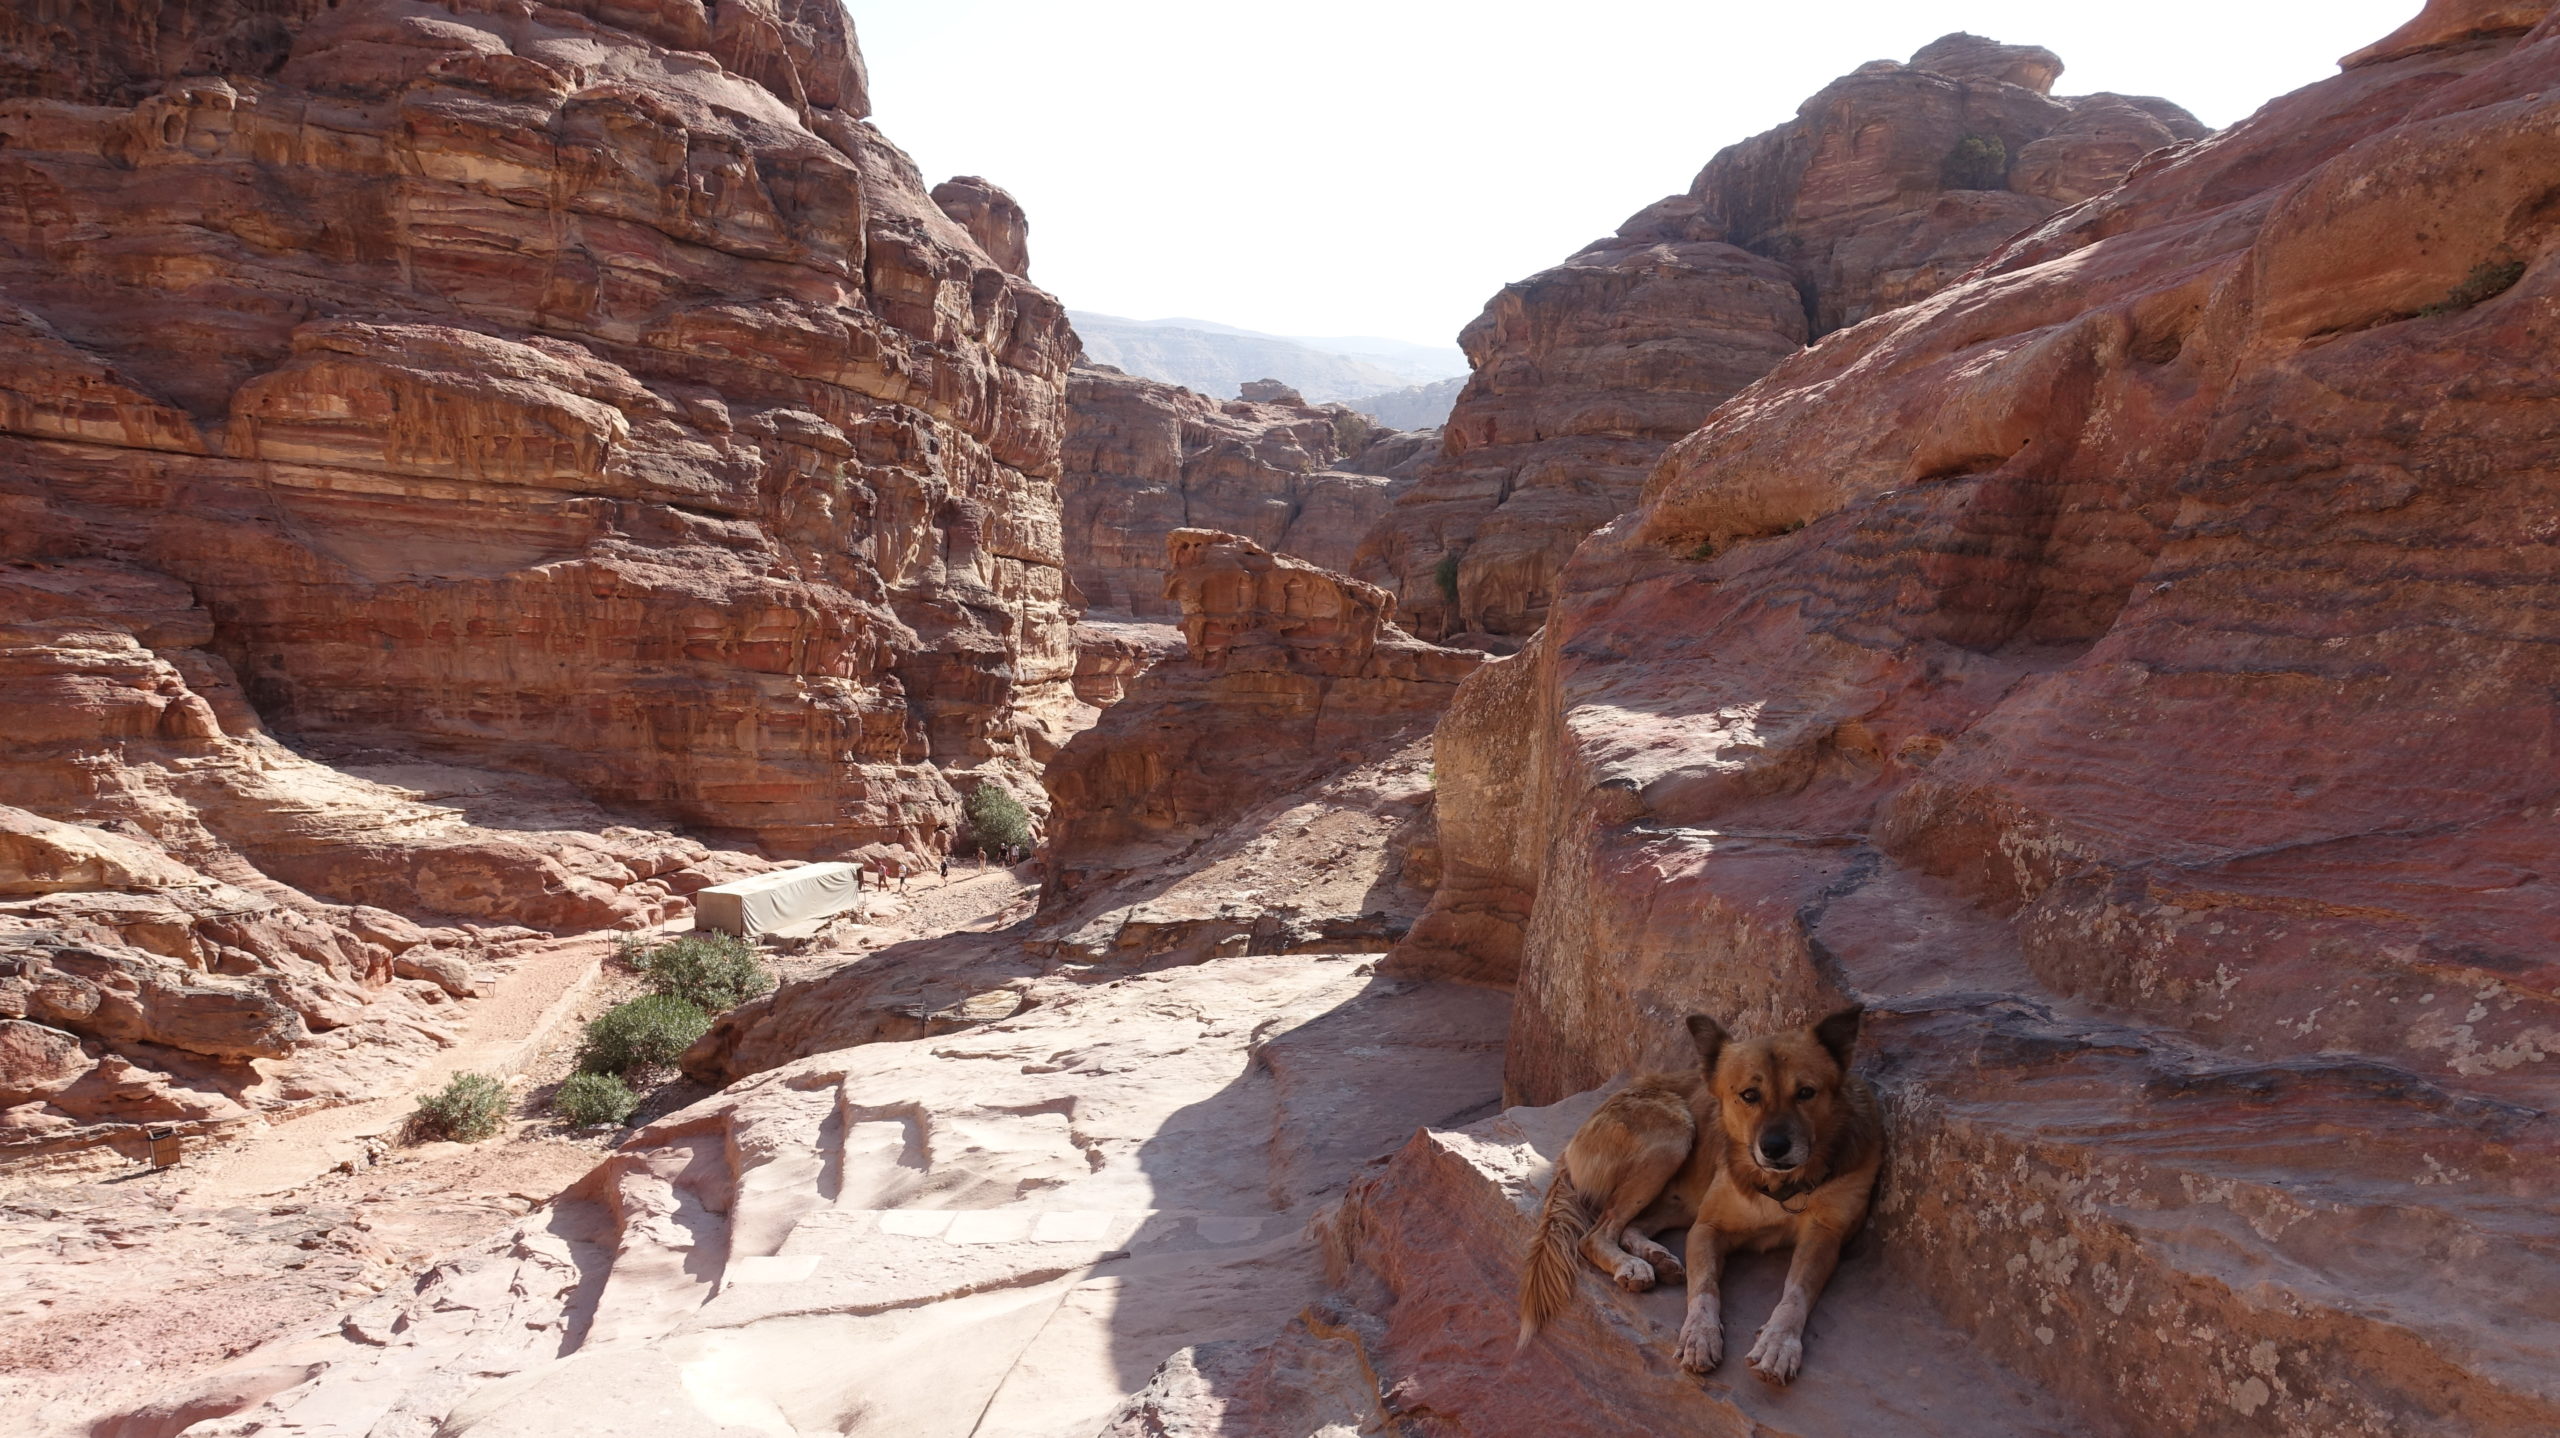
<box><xmin>1358</xmin><ymin>34</ymin><xmax>2207</xmax><ymax>642</ymax></box>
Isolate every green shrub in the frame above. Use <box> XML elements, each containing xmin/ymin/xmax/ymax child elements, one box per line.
<box><xmin>1942</xmin><ymin>134</ymin><xmax>2007</xmax><ymax>190</ymax></box>
<box><xmin>1434</xmin><ymin>550</ymin><xmax>1462</xmax><ymax>604</ymax></box>
<box><xmin>629</xmin><ymin>932</ymin><xmax>772</xmax><ymax>1013</ymax></box>
<box><xmin>2419</xmin><ymin>258</ymin><xmax>2527</xmax><ymax>317</ymax></box>
<box><xmin>553</xmin><ymin>1071</ymin><xmax>639</xmax><ymax>1128</ymax></box>
<box><xmin>578</xmin><ymin>995</ymin><xmax>710</xmax><ymax>1079</ymax></box>
<box><xmin>412</xmin><ymin>1071</ymin><xmax>507</xmax><ymax>1143</ymax></box>
<box><xmin>964</xmin><ymin>783</ymin><xmax>1033</xmax><ymax>857</ymax></box>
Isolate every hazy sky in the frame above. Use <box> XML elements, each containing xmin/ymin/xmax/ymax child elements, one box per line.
<box><xmin>853</xmin><ymin>1</ymin><xmax>2420</xmax><ymax>347</ymax></box>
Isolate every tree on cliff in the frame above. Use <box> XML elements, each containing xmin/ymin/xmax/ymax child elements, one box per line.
<box><xmin>965</xmin><ymin>783</ymin><xmax>1033</xmax><ymax>857</ymax></box>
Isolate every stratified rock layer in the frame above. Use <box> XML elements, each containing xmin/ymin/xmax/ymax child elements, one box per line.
<box><xmin>1043</xmin><ymin>531</ymin><xmax>1480</xmax><ymax>900</ymax></box>
<box><xmin>0</xmin><ymin>0</ymin><xmax>1077</xmax><ymax>862</ymax></box>
<box><xmin>1359</xmin><ymin>34</ymin><xmax>2207</xmax><ymax>641</ymax></box>
<box><xmin>0</xmin><ymin>0</ymin><xmax>1071</xmax><ymax>1159</ymax></box>
<box><xmin>1403</xmin><ymin>6</ymin><xmax>2560</xmax><ymax>1432</ymax></box>
<box><xmin>1061</xmin><ymin>366</ymin><xmax>1424</xmax><ymax>617</ymax></box>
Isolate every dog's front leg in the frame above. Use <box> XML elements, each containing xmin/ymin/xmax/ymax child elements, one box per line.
<box><xmin>1747</xmin><ymin>1221</ymin><xmax>1847</xmax><ymax>1384</ymax></box>
<box><xmin>1674</xmin><ymin>1221</ymin><xmax>1731</xmax><ymax>1373</ymax></box>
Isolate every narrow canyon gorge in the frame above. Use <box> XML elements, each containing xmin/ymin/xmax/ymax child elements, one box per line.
<box><xmin>3</xmin><ymin>1</ymin><xmax>2555</xmax><ymax>1436</ymax></box>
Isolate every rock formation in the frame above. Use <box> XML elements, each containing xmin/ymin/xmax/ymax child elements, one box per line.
<box><xmin>0</xmin><ymin>0</ymin><xmax>1077</xmax><ymax>864</ymax></box>
<box><xmin>0</xmin><ymin>0</ymin><xmax>1073</xmax><ymax>1158</ymax></box>
<box><xmin>0</xmin><ymin>560</ymin><xmax>747</xmax><ymax>1156</ymax></box>
<box><xmin>104</xmin><ymin>952</ymin><xmax>1511</xmax><ymax>1438</ymax></box>
<box><xmin>1358</xmin><ymin>34</ymin><xmax>2208</xmax><ymax>641</ymax></box>
<box><xmin>1390</xmin><ymin>3</ymin><xmax>2560</xmax><ymax>1430</ymax></box>
<box><xmin>1043</xmin><ymin>530</ymin><xmax>1480</xmax><ymax>902</ymax></box>
<box><xmin>1060</xmin><ymin>366</ymin><xmax>1429</xmax><ymax>616</ymax></box>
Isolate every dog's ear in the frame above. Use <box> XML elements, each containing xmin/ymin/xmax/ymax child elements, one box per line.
<box><xmin>1811</xmin><ymin>1004</ymin><xmax>1864</xmax><ymax>1069</ymax></box>
<box><xmin>1686</xmin><ymin>1013</ymin><xmax>1729</xmax><ymax>1072</ymax></box>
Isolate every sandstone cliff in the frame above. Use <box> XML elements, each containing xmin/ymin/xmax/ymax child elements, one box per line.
<box><xmin>1044</xmin><ymin>530</ymin><xmax>1479</xmax><ymax>902</ymax></box>
<box><xmin>1061</xmin><ymin>366</ymin><xmax>1429</xmax><ymax>617</ymax></box>
<box><xmin>1359</xmin><ymin>34</ymin><xmax>2208</xmax><ymax>641</ymax></box>
<box><xmin>1387</xmin><ymin>3</ymin><xmax>2560</xmax><ymax>1430</ymax></box>
<box><xmin>0</xmin><ymin>0</ymin><xmax>1073</xmax><ymax>1154</ymax></box>
<box><xmin>0</xmin><ymin>0</ymin><xmax>1076</xmax><ymax>861</ymax></box>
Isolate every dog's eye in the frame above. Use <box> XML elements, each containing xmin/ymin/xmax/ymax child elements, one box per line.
<box><xmin>1739</xmin><ymin>1088</ymin><xmax>1761</xmax><ymax>1105</ymax></box>
<box><xmin>1794</xmin><ymin>1084</ymin><xmax>1816</xmax><ymax>1102</ymax></box>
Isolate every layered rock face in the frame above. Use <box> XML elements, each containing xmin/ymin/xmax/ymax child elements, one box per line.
<box><xmin>1359</xmin><ymin>34</ymin><xmax>2207</xmax><ymax>641</ymax></box>
<box><xmin>0</xmin><ymin>0</ymin><xmax>1077</xmax><ymax>863</ymax></box>
<box><xmin>1061</xmin><ymin>366</ymin><xmax>1429</xmax><ymax>617</ymax></box>
<box><xmin>1043</xmin><ymin>530</ymin><xmax>1479</xmax><ymax>900</ymax></box>
<box><xmin>1398</xmin><ymin>4</ymin><xmax>2560</xmax><ymax>1431</ymax></box>
<box><xmin>0</xmin><ymin>1</ymin><xmax>1073</xmax><ymax>1157</ymax></box>
<box><xmin>0</xmin><ymin>559</ymin><xmax>746</xmax><ymax>1155</ymax></box>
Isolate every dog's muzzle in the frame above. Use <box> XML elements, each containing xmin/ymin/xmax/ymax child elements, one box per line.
<box><xmin>1756</xmin><ymin>1132</ymin><xmax>1801</xmax><ymax>1172</ymax></box>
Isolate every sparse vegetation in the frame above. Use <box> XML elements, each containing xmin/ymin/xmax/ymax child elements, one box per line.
<box><xmin>963</xmin><ymin>782</ymin><xmax>1033</xmax><ymax>857</ymax></box>
<box><xmin>412</xmin><ymin>1071</ymin><xmax>507</xmax><ymax>1143</ymax></box>
<box><xmin>1434</xmin><ymin>550</ymin><xmax>1462</xmax><ymax>604</ymax></box>
<box><xmin>577</xmin><ymin>994</ymin><xmax>711</xmax><ymax>1080</ymax></box>
<box><xmin>625</xmin><ymin>931</ymin><xmax>772</xmax><ymax>1014</ymax></box>
<box><xmin>2419</xmin><ymin>258</ymin><xmax>2527</xmax><ymax>317</ymax></box>
<box><xmin>1942</xmin><ymin>134</ymin><xmax>2008</xmax><ymax>191</ymax></box>
<box><xmin>1687</xmin><ymin>538</ymin><xmax>1719</xmax><ymax>562</ymax></box>
<box><xmin>553</xmin><ymin>1071</ymin><xmax>639</xmax><ymax>1128</ymax></box>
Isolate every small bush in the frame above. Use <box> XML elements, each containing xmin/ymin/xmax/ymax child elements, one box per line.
<box><xmin>553</xmin><ymin>1071</ymin><xmax>639</xmax><ymax>1128</ymax></box>
<box><xmin>578</xmin><ymin>995</ymin><xmax>710</xmax><ymax>1079</ymax></box>
<box><xmin>964</xmin><ymin>783</ymin><xmax>1033</xmax><ymax>858</ymax></box>
<box><xmin>630</xmin><ymin>932</ymin><xmax>772</xmax><ymax>1014</ymax></box>
<box><xmin>1433</xmin><ymin>550</ymin><xmax>1462</xmax><ymax>604</ymax></box>
<box><xmin>1942</xmin><ymin>134</ymin><xmax>2008</xmax><ymax>190</ymax></box>
<box><xmin>2419</xmin><ymin>258</ymin><xmax>2527</xmax><ymax>317</ymax></box>
<box><xmin>413</xmin><ymin>1071</ymin><xmax>507</xmax><ymax>1143</ymax></box>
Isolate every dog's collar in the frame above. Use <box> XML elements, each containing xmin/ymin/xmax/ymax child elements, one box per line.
<box><xmin>1763</xmin><ymin>1174</ymin><xmax>1818</xmax><ymax>1211</ymax></box>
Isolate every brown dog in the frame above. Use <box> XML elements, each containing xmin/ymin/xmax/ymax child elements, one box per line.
<box><xmin>1517</xmin><ymin>1006</ymin><xmax>1880</xmax><ymax>1384</ymax></box>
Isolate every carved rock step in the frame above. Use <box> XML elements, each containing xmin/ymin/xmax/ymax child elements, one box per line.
<box><xmin>1177</xmin><ymin>1089</ymin><xmax>2084</xmax><ymax>1438</ymax></box>
<box><xmin>1871</xmin><ymin>996</ymin><xmax>2558</xmax><ymax>1438</ymax></box>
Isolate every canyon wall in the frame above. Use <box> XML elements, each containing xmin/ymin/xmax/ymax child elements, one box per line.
<box><xmin>1394</xmin><ymin>3</ymin><xmax>2560</xmax><ymax>1431</ymax></box>
<box><xmin>0</xmin><ymin>0</ymin><xmax>1072</xmax><ymax>1154</ymax></box>
<box><xmin>0</xmin><ymin>0</ymin><xmax>1077</xmax><ymax>863</ymax></box>
<box><xmin>1044</xmin><ymin>529</ymin><xmax>1477</xmax><ymax>901</ymax></box>
<box><xmin>1358</xmin><ymin>34</ymin><xmax>2207</xmax><ymax>641</ymax></box>
<box><xmin>1061</xmin><ymin>366</ymin><xmax>1430</xmax><ymax>618</ymax></box>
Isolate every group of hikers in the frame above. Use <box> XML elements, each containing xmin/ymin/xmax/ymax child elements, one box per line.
<box><xmin>852</xmin><ymin>843</ymin><xmax>1029</xmax><ymax>893</ymax></box>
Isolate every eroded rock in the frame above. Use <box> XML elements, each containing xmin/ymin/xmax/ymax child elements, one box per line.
<box><xmin>1044</xmin><ymin>532</ymin><xmax>1479</xmax><ymax>901</ymax></box>
<box><xmin>1357</xmin><ymin>34</ymin><xmax>2208</xmax><ymax>640</ymax></box>
<box><xmin>1062</xmin><ymin>366</ymin><xmax>1428</xmax><ymax>617</ymax></box>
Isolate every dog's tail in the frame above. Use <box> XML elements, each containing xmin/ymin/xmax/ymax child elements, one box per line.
<box><xmin>1516</xmin><ymin>1162</ymin><xmax>1589</xmax><ymax>1350</ymax></box>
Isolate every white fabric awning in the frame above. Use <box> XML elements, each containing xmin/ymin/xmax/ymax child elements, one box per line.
<box><xmin>695</xmin><ymin>862</ymin><xmax>863</xmax><ymax>937</ymax></box>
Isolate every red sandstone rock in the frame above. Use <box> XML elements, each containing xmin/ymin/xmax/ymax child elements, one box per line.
<box><xmin>0</xmin><ymin>0</ymin><xmax>1076</xmax><ymax>863</ymax></box>
<box><xmin>1399</xmin><ymin>8</ymin><xmax>2560</xmax><ymax>1431</ymax></box>
<box><xmin>1357</xmin><ymin>35</ymin><xmax>2206</xmax><ymax>641</ymax></box>
<box><xmin>1042</xmin><ymin>531</ymin><xmax>1478</xmax><ymax>900</ymax></box>
<box><xmin>931</xmin><ymin>174</ymin><xmax>1031</xmax><ymax>277</ymax></box>
<box><xmin>1061</xmin><ymin>365</ymin><xmax>1424</xmax><ymax>617</ymax></box>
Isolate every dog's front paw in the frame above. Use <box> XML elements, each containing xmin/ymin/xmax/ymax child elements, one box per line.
<box><xmin>1746</xmin><ymin>1324</ymin><xmax>1803</xmax><ymax>1384</ymax></box>
<box><xmin>1676</xmin><ymin>1313</ymin><xmax>1723</xmax><ymax>1373</ymax></box>
<box><xmin>1609</xmin><ymin>1257</ymin><xmax>1655</xmax><ymax>1291</ymax></box>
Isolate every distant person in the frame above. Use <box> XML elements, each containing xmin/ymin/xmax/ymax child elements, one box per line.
<box><xmin>938</xmin><ymin>855</ymin><xmax>950</xmax><ymax>882</ymax></box>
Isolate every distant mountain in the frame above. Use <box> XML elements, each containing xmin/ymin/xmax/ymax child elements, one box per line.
<box><xmin>1068</xmin><ymin>312</ymin><xmax>1467</xmax><ymax>412</ymax></box>
<box><xmin>1343</xmin><ymin>376</ymin><xmax>1465</xmax><ymax>431</ymax></box>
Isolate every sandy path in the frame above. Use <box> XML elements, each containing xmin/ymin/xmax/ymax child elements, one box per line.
<box><xmin>170</xmin><ymin>933</ymin><xmax>620</xmax><ymax>1203</ymax></box>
